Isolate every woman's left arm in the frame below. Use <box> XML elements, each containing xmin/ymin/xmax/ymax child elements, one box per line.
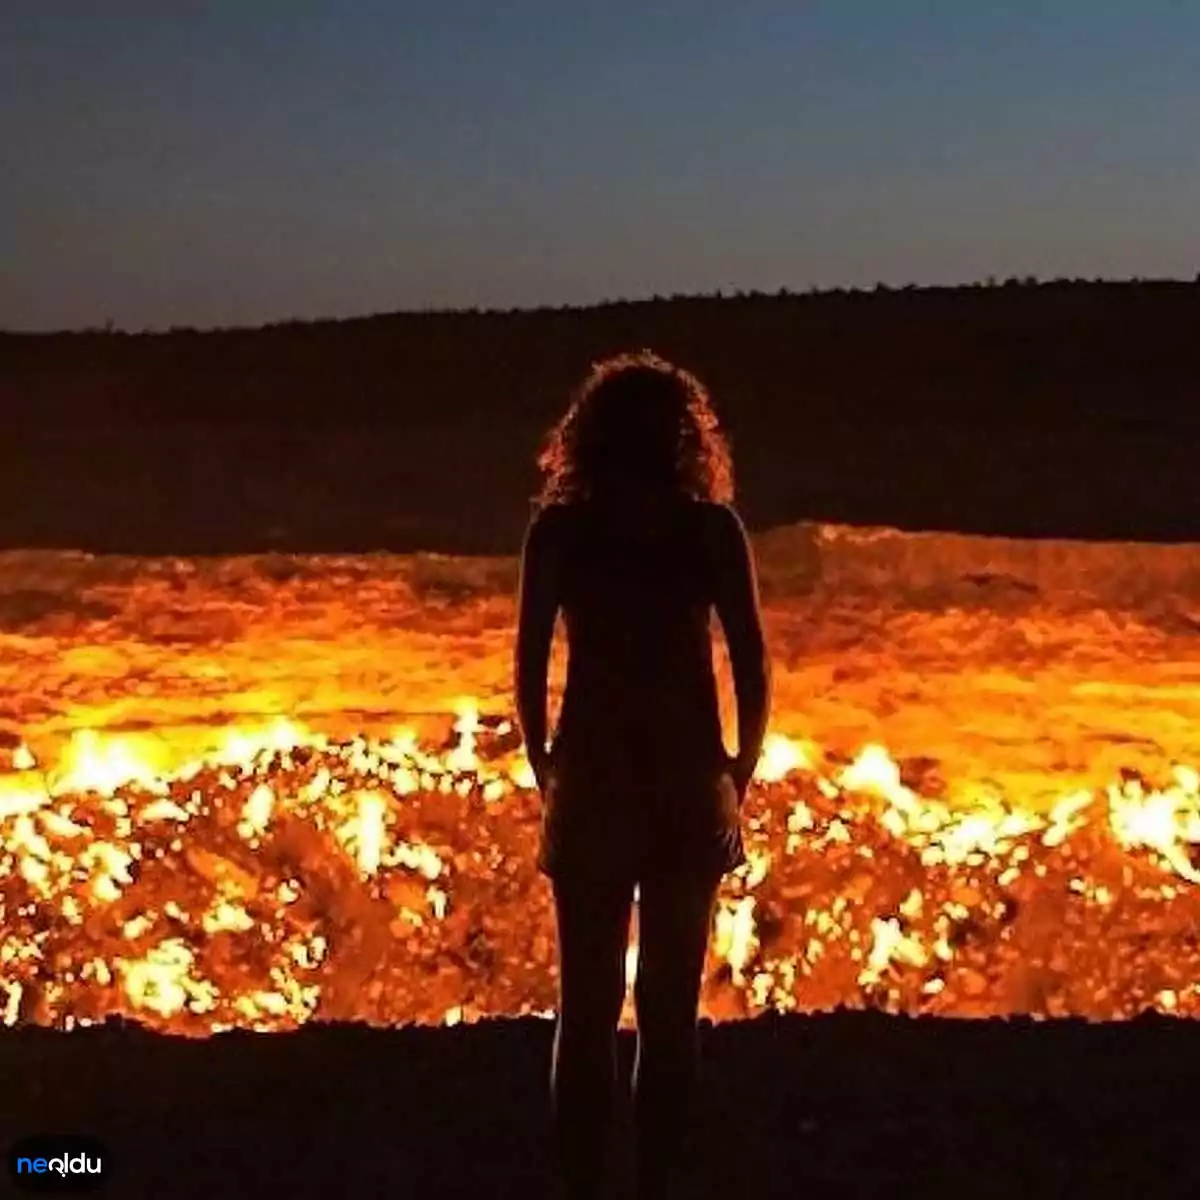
<box><xmin>514</xmin><ymin>507</ymin><xmax>561</xmax><ymax>790</ymax></box>
<box><xmin>709</xmin><ymin>504</ymin><xmax>772</xmax><ymax>801</ymax></box>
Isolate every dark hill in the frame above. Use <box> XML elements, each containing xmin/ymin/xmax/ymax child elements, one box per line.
<box><xmin>2</xmin><ymin>280</ymin><xmax>1198</xmax><ymax>554</ymax></box>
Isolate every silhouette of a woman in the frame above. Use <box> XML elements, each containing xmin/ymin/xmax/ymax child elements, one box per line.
<box><xmin>515</xmin><ymin>350</ymin><xmax>771</xmax><ymax>1199</ymax></box>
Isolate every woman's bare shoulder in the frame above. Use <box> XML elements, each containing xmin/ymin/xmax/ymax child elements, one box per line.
<box><xmin>525</xmin><ymin>502</ymin><xmax>582</xmax><ymax>547</ymax></box>
<box><xmin>537</xmin><ymin>501</ymin><xmax>586</xmax><ymax>526</ymax></box>
<box><xmin>693</xmin><ymin>499</ymin><xmax>745</xmax><ymax>542</ymax></box>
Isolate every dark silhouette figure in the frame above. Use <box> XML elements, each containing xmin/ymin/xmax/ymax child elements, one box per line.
<box><xmin>515</xmin><ymin>351</ymin><xmax>771</xmax><ymax>1198</ymax></box>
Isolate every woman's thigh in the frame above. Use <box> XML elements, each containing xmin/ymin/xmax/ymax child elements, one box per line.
<box><xmin>551</xmin><ymin>872</ymin><xmax>637</xmax><ymax>1024</ymax></box>
<box><xmin>633</xmin><ymin>870</ymin><xmax>721</xmax><ymax>1026</ymax></box>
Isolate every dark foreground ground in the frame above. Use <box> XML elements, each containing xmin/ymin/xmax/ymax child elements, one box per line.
<box><xmin>5</xmin><ymin>1011</ymin><xmax>1200</xmax><ymax>1198</ymax></box>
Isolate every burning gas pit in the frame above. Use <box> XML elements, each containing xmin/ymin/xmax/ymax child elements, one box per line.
<box><xmin>3</xmin><ymin>704</ymin><xmax>1200</xmax><ymax>1035</ymax></box>
<box><xmin>3</xmin><ymin>522</ymin><xmax>1200</xmax><ymax>1035</ymax></box>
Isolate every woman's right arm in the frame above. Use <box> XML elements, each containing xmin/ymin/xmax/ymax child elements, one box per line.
<box><xmin>709</xmin><ymin>504</ymin><xmax>771</xmax><ymax>800</ymax></box>
<box><xmin>514</xmin><ymin>507</ymin><xmax>561</xmax><ymax>790</ymax></box>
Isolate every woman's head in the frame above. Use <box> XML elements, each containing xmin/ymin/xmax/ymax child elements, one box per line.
<box><xmin>535</xmin><ymin>350</ymin><xmax>734</xmax><ymax>507</ymax></box>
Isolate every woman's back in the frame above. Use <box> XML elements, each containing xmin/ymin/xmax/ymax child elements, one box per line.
<box><xmin>540</xmin><ymin>495</ymin><xmax>733</xmax><ymax>813</ymax></box>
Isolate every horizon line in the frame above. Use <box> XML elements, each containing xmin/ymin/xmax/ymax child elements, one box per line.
<box><xmin>4</xmin><ymin>272</ymin><xmax>1199</xmax><ymax>339</ymax></box>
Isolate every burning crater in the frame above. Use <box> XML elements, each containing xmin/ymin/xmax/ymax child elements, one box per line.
<box><xmin>3</xmin><ymin>522</ymin><xmax>1200</xmax><ymax>1034</ymax></box>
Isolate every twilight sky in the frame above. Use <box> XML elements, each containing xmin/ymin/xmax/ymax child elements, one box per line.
<box><xmin>2</xmin><ymin>1</ymin><xmax>1198</xmax><ymax>331</ymax></box>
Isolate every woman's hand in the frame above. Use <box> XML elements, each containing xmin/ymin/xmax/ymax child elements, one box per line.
<box><xmin>725</xmin><ymin>753</ymin><xmax>755</xmax><ymax>805</ymax></box>
<box><xmin>530</xmin><ymin>745</ymin><xmax>556</xmax><ymax>796</ymax></box>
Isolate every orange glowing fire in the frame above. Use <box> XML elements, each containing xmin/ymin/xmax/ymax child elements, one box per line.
<box><xmin>3</xmin><ymin>700</ymin><xmax>1200</xmax><ymax>1035</ymax></box>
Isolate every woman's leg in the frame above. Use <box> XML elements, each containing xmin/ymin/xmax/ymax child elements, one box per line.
<box><xmin>550</xmin><ymin>871</ymin><xmax>636</xmax><ymax>1198</ymax></box>
<box><xmin>631</xmin><ymin>869</ymin><xmax>721</xmax><ymax>1197</ymax></box>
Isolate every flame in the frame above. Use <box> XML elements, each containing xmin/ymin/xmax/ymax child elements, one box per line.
<box><xmin>1108</xmin><ymin>765</ymin><xmax>1200</xmax><ymax>883</ymax></box>
<box><xmin>446</xmin><ymin>700</ymin><xmax>481</xmax><ymax>774</ymax></box>
<box><xmin>860</xmin><ymin>917</ymin><xmax>928</xmax><ymax>988</ymax></box>
<box><xmin>3</xmin><ymin>981</ymin><xmax>23</xmax><ymax>1026</ymax></box>
<box><xmin>0</xmin><ymin>774</ymin><xmax>50</xmax><ymax>819</ymax></box>
<box><xmin>509</xmin><ymin>758</ymin><xmax>537</xmax><ymax>790</ymax></box>
<box><xmin>345</xmin><ymin>790</ymin><xmax>387</xmax><ymax>877</ymax></box>
<box><xmin>4</xmin><ymin>710</ymin><xmax>1200</xmax><ymax>1033</ymax></box>
<box><xmin>237</xmin><ymin>783</ymin><xmax>275</xmax><ymax>840</ymax></box>
<box><xmin>755</xmin><ymin>734</ymin><xmax>813</xmax><ymax>782</ymax></box>
<box><xmin>117</xmin><ymin>939</ymin><xmax>206</xmax><ymax>1018</ymax></box>
<box><xmin>50</xmin><ymin>730</ymin><xmax>171</xmax><ymax>798</ymax></box>
<box><xmin>714</xmin><ymin>897</ymin><xmax>758</xmax><ymax>986</ymax></box>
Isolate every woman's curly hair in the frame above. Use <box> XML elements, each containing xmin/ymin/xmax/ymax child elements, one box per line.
<box><xmin>535</xmin><ymin>349</ymin><xmax>734</xmax><ymax>508</ymax></box>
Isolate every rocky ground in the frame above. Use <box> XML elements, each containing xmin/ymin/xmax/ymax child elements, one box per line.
<box><xmin>5</xmin><ymin>1010</ymin><xmax>1200</xmax><ymax>1198</ymax></box>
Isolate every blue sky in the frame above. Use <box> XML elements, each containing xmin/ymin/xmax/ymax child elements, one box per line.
<box><xmin>3</xmin><ymin>1</ymin><xmax>1198</xmax><ymax>329</ymax></box>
